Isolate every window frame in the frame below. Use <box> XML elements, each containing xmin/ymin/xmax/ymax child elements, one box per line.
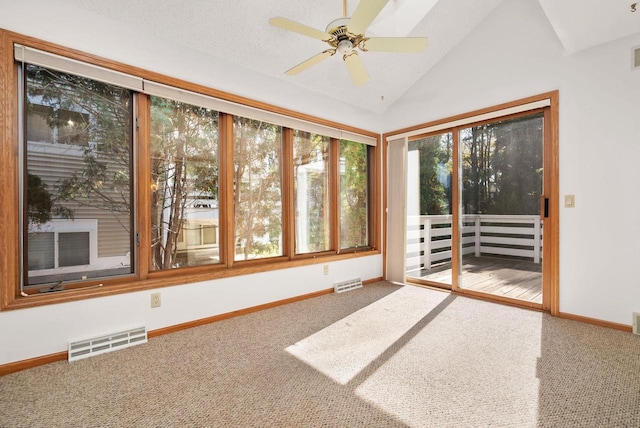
<box><xmin>21</xmin><ymin>62</ymin><xmax>136</xmax><ymax>289</ymax></box>
<box><xmin>0</xmin><ymin>29</ymin><xmax>380</xmax><ymax>310</ymax></box>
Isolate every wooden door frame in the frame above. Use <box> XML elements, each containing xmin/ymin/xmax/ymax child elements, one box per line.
<box><xmin>386</xmin><ymin>91</ymin><xmax>559</xmax><ymax>314</ymax></box>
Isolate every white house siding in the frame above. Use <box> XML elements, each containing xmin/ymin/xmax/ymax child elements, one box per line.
<box><xmin>27</xmin><ymin>141</ymin><xmax>131</xmax><ymax>260</ymax></box>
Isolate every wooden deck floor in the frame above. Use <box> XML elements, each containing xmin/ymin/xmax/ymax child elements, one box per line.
<box><xmin>408</xmin><ymin>256</ymin><xmax>542</xmax><ymax>304</ymax></box>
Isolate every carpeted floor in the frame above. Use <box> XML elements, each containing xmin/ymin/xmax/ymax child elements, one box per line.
<box><xmin>1</xmin><ymin>282</ymin><xmax>639</xmax><ymax>427</ymax></box>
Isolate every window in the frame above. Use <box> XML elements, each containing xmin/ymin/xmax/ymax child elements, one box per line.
<box><xmin>293</xmin><ymin>130</ymin><xmax>330</xmax><ymax>254</ymax></box>
<box><xmin>2</xmin><ymin>36</ymin><xmax>380</xmax><ymax>308</ymax></box>
<box><xmin>233</xmin><ymin>117</ymin><xmax>283</xmax><ymax>261</ymax></box>
<box><xmin>23</xmin><ymin>64</ymin><xmax>134</xmax><ymax>287</ymax></box>
<box><xmin>339</xmin><ymin>140</ymin><xmax>369</xmax><ymax>249</ymax></box>
<box><xmin>150</xmin><ymin>96</ymin><xmax>220</xmax><ymax>270</ymax></box>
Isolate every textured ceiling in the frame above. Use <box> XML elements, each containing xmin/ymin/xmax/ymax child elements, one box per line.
<box><xmin>55</xmin><ymin>0</ymin><xmax>506</xmax><ymax>113</ymax></box>
<box><xmin>17</xmin><ymin>0</ymin><xmax>640</xmax><ymax>113</ymax></box>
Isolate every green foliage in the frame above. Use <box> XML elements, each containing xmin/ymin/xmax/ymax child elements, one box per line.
<box><xmin>26</xmin><ymin>174</ymin><xmax>53</xmax><ymax>226</ymax></box>
<box><xmin>408</xmin><ymin>134</ymin><xmax>452</xmax><ymax>215</ymax></box>
<box><xmin>461</xmin><ymin>114</ymin><xmax>543</xmax><ymax>215</ymax></box>
<box><xmin>26</xmin><ymin>64</ymin><xmax>132</xmax><ymax>222</ymax></box>
<box><xmin>233</xmin><ymin>117</ymin><xmax>283</xmax><ymax>259</ymax></box>
<box><xmin>340</xmin><ymin>140</ymin><xmax>368</xmax><ymax>249</ymax></box>
<box><xmin>293</xmin><ymin>131</ymin><xmax>330</xmax><ymax>253</ymax></box>
<box><xmin>150</xmin><ymin>96</ymin><xmax>219</xmax><ymax>269</ymax></box>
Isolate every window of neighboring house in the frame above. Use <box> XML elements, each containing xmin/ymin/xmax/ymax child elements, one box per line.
<box><xmin>149</xmin><ymin>96</ymin><xmax>220</xmax><ymax>270</ymax></box>
<box><xmin>27</xmin><ymin>103</ymin><xmax>90</xmax><ymax>146</ymax></box>
<box><xmin>293</xmin><ymin>130</ymin><xmax>331</xmax><ymax>254</ymax></box>
<box><xmin>339</xmin><ymin>139</ymin><xmax>370</xmax><ymax>250</ymax></box>
<box><xmin>233</xmin><ymin>116</ymin><xmax>283</xmax><ymax>260</ymax></box>
<box><xmin>23</xmin><ymin>64</ymin><xmax>134</xmax><ymax>287</ymax></box>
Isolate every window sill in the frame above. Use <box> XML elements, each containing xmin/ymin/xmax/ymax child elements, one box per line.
<box><xmin>1</xmin><ymin>249</ymin><xmax>381</xmax><ymax>311</ymax></box>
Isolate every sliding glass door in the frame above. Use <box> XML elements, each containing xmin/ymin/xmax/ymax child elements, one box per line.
<box><xmin>405</xmin><ymin>132</ymin><xmax>454</xmax><ymax>287</ymax></box>
<box><xmin>405</xmin><ymin>109</ymin><xmax>548</xmax><ymax>306</ymax></box>
<box><xmin>458</xmin><ymin>113</ymin><xmax>544</xmax><ymax>304</ymax></box>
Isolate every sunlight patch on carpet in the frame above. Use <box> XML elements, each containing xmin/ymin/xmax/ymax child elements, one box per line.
<box><xmin>355</xmin><ymin>296</ymin><xmax>543</xmax><ymax>427</ymax></box>
<box><xmin>286</xmin><ymin>286</ymin><xmax>450</xmax><ymax>385</ymax></box>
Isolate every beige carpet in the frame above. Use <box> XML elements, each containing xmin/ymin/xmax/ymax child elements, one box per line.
<box><xmin>1</xmin><ymin>282</ymin><xmax>639</xmax><ymax>427</ymax></box>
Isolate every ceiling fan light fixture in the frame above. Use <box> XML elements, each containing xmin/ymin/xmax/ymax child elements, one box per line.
<box><xmin>337</xmin><ymin>39</ymin><xmax>354</xmax><ymax>55</ymax></box>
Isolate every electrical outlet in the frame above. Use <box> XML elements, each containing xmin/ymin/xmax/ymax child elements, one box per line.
<box><xmin>150</xmin><ymin>292</ymin><xmax>161</xmax><ymax>308</ymax></box>
<box><xmin>323</xmin><ymin>265</ymin><xmax>329</xmax><ymax>275</ymax></box>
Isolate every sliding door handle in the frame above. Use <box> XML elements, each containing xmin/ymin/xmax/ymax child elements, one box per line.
<box><xmin>540</xmin><ymin>196</ymin><xmax>549</xmax><ymax>219</ymax></box>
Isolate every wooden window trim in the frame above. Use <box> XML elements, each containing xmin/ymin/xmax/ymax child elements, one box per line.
<box><xmin>282</xmin><ymin>128</ymin><xmax>295</xmax><ymax>258</ymax></box>
<box><xmin>0</xmin><ymin>29</ymin><xmax>381</xmax><ymax>311</ymax></box>
<box><xmin>337</xmin><ymin>141</ymin><xmax>379</xmax><ymax>253</ymax></box>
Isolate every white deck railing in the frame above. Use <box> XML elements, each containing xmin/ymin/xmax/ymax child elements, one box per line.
<box><xmin>406</xmin><ymin>214</ymin><xmax>542</xmax><ymax>275</ymax></box>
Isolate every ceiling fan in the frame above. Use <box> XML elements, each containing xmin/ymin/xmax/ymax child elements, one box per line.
<box><xmin>269</xmin><ymin>0</ymin><xmax>428</xmax><ymax>86</ymax></box>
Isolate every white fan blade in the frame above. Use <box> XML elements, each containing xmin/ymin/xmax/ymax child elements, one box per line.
<box><xmin>362</xmin><ymin>37</ymin><xmax>428</xmax><ymax>53</ymax></box>
<box><xmin>286</xmin><ymin>50</ymin><xmax>336</xmax><ymax>75</ymax></box>
<box><xmin>347</xmin><ymin>0</ymin><xmax>390</xmax><ymax>35</ymax></box>
<box><xmin>344</xmin><ymin>52</ymin><xmax>369</xmax><ymax>86</ymax></box>
<box><xmin>269</xmin><ymin>17</ymin><xmax>333</xmax><ymax>41</ymax></box>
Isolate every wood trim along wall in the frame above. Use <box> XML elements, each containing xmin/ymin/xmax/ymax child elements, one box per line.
<box><xmin>557</xmin><ymin>312</ymin><xmax>633</xmax><ymax>333</ymax></box>
<box><xmin>547</xmin><ymin>91</ymin><xmax>560</xmax><ymax>316</ymax></box>
<box><xmin>146</xmin><ymin>287</ymin><xmax>336</xmax><ymax>339</ymax></box>
<box><xmin>0</xmin><ymin>351</ymin><xmax>68</xmax><ymax>377</ymax></box>
<box><xmin>0</xmin><ymin>276</ymin><xmax>385</xmax><ymax>376</ymax></box>
<box><xmin>381</xmin><ymin>139</ymin><xmax>388</xmax><ymax>279</ymax></box>
<box><xmin>0</xmin><ymin>30</ymin><xmax>20</xmax><ymax>308</ymax></box>
<box><xmin>385</xmin><ymin>91</ymin><xmax>559</xmax><ymax>140</ymax></box>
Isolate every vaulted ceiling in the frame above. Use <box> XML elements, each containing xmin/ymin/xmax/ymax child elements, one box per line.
<box><xmin>3</xmin><ymin>0</ymin><xmax>639</xmax><ymax>115</ymax></box>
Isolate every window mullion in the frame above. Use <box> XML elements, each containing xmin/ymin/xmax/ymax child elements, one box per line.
<box><xmin>135</xmin><ymin>93</ymin><xmax>151</xmax><ymax>280</ymax></box>
<box><xmin>329</xmin><ymin>138</ymin><xmax>340</xmax><ymax>253</ymax></box>
<box><xmin>281</xmin><ymin>128</ymin><xmax>295</xmax><ymax>258</ymax></box>
<box><xmin>219</xmin><ymin>113</ymin><xmax>235</xmax><ymax>268</ymax></box>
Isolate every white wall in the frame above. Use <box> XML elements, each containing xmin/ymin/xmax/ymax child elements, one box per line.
<box><xmin>384</xmin><ymin>0</ymin><xmax>640</xmax><ymax>325</ymax></box>
<box><xmin>0</xmin><ymin>256</ymin><xmax>382</xmax><ymax>364</ymax></box>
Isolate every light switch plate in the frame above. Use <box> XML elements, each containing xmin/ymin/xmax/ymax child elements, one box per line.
<box><xmin>564</xmin><ymin>195</ymin><xmax>575</xmax><ymax>208</ymax></box>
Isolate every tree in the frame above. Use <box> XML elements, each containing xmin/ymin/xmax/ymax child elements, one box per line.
<box><xmin>460</xmin><ymin>114</ymin><xmax>543</xmax><ymax>216</ymax></box>
<box><xmin>26</xmin><ymin>174</ymin><xmax>53</xmax><ymax>229</ymax></box>
<box><xmin>340</xmin><ymin>140</ymin><xmax>368</xmax><ymax>248</ymax></box>
<box><xmin>408</xmin><ymin>133</ymin><xmax>452</xmax><ymax>216</ymax></box>
<box><xmin>25</xmin><ymin>65</ymin><xmax>132</xmax><ymax>231</ymax></box>
<box><xmin>233</xmin><ymin>117</ymin><xmax>282</xmax><ymax>259</ymax></box>
<box><xmin>293</xmin><ymin>131</ymin><xmax>330</xmax><ymax>253</ymax></box>
<box><xmin>150</xmin><ymin>97</ymin><xmax>219</xmax><ymax>269</ymax></box>
<box><xmin>489</xmin><ymin>115</ymin><xmax>543</xmax><ymax>215</ymax></box>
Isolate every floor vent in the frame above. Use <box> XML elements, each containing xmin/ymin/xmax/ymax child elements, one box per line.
<box><xmin>68</xmin><ymin>327</ymin><xmax>147</xmax><ymax>362</ymax></box>
<box><xmin>633</xmin><ymin>313</ymin><xmax>640</xmax><ymax>335</ymax></box>
<box><xmin>334</xmin><ymin>278</ymin><xmax>363</xmax><ymax>293</ymax></box>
